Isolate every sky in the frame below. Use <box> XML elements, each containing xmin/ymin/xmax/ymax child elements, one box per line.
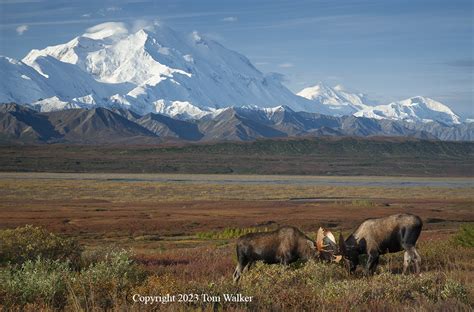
<box><xmin>0</xmin><ymin>0</ymin><xmax>473</xmax><ymax>118</ymax></box>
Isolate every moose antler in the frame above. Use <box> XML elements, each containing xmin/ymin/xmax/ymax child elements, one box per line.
<box><xmin>325</xmin><ymin>230</ymin><xmax>336</xmax><ymax>245</ymax></box>
<box><xmin>316</xmin><ymin>227</ymin><xmax>326</xmax><ymax>252</ymax></box>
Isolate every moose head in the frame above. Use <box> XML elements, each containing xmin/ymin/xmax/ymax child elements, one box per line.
<box><xmin>338</xmin><ymin>232</ymin><xmax>359</xmax><ymax>273</ymax></box>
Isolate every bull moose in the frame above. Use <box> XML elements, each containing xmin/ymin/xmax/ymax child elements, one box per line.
<box><xmin>233</xmin><ymin>226</ymin><xmax>317</xmax><ymax>282</ymax></box>
<box><xmin>338</xmin><ymin>213</ymin><xmax>423</xmax><ymax>275</ymax></box>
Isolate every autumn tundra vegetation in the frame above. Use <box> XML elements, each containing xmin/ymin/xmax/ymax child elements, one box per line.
<box><xmin>0</xmin><ymin>174</ymin><xmax>473</xmax><ymax>311</ymax></box>
<box><xmin>0</xmin><ymin>223</ymin><xmax>472</xmax><ymax>311</ymax></box>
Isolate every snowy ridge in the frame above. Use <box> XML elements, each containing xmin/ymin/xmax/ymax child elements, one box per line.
<box><xmin>0</xmin><ymin>56</ymin><xmax>54</xmax><ymax>103</ymax></box>
<box><xmin>354</xmin><ymin>96</ymin><xmax>461</xmax><ymax>125</ymax></box>
<box><xmin>297</xmin><ymin>82</ymin><xmax>461</xmax><ymax>125</ymax></box>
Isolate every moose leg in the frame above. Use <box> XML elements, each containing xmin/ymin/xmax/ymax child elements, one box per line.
<box><xmin>366</xmin><ymin>253</ymin><xmax>379</xmax><ymax>275</ymax></box>
<box><xmin>233</xmin><ymin>264</ymin><xmax>243</xmax><ymax>283</ymax></box>
<box><xmin>242</xmin><ymin>261</ymin><xmax>253</xmax><ymax>273</ymax></box>
<box><xmin>233</xmin><ymin>259</ymin><xmax>252</xmax><ymax>283</ymax></box>
<box><xmin>413</xmin><ymin>248</ymin><xmax>421</xmax><ymax>274</ymax></box>
<box><xmin>403</xmin><ymin>250</ymin><xmax>411</xmax><ymax>274</ymax></box>
<box><xmin>403</xmin><ymin>247</ymin><xmax>419</xmax><ymax>274</ymax></box>
<box><xmin>233</xmin><ymin>250</ymin><xmax>249</xmax><ymax>283</ymax></box>
<box><xmin>279</xmin><ymin>252</ymin><xmax>292</xmax><ymax>266</ymax></box>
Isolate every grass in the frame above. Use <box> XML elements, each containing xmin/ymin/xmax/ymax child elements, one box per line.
<box><xmin>2</xmin><ymin>174</ymin><xmax>472</xmax><ymax>242</ymax></box>
<box><xmin>350</xmin><ymin>199</ymin><xmax>377</xmax><ymax>208</ymax></box>
<box><xmin>454</xmin><ymin>224</ymin><xmax>474</xmax><ymax>247</ymax></box>
<box><xmin>1</xmin><ymin>175</ymin><xmax>473</xmax><ymax>203</ymax></box>
<box><xmin>0</xmin><ymin>225</ymin><xmax>473</xmax><ymax>311</ymax></box>
<box><xmin>197</xmin><ymin>227</ymin><xmax>273</xmax><ymax>240</ymax></box>
<box><xmin>334</xmin><ymin>199</ymin><xmax>378</xmax><ymax>208</ymax></box>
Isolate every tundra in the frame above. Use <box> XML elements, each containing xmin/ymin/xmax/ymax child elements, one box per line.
<box><xmin>233</xmin><ymin>226</ymin><xmax>317</xmax><ymax>282</ymax></box>
<box><xmin>339</xmin><ymin>213</ymin><xmax>423</xmax><ymax>274</ymax></box>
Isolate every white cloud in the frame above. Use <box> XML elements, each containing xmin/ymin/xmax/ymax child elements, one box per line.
<box><xmin>279</xmin><ymin>63</ymin><xmax>294</xmax><ymax>68</ymax></box>
<box><xmin>84</xmin><ymin>22</ymin><xmax>129</xmax><ymax>39</ymax></box>
<box><xmin>106</xmin><ymin>6</ymin><xmax>122</xmax><ymax>12</ymax></box>
<box><xmin>16</xmin><ymin>24</ymin><xmax>28</xmax><ymax>35</ymax></box>
<box><xmin>221</xmin><ymin>16</ymin><xmax>237</xmax><ymax>22</ymax></box>
<box><xmin>81</xmin><ymin>13</ymin><xmax>91</xmax><ymax>18</ymax></box>
<box><xmin>96</xmin><ymin>6</ymin><xmax>122</xmax><ymax>16</ymax></box>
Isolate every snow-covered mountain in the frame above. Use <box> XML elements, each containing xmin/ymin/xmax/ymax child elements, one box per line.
<box><xmin>354</xmin><ymin>96</ymin><xmax>461</xmax><ymax>125</ymax></box>
<box><xmin>0</xmin><ymin>21</ymin><xmax>464</xmax><ymax>126</ymax></box>
<box><xmin>4</xmin><ymin>21</ymin><xmax>329</xmax><ymax>117</ymax></box>
<box><xmin>297</xmin><ymin>83</ymin><xmax>461</xmax><ymax>125</ymax></box>
<box><xmin>296</xmin><ymin>82</ymin><xmax>373</xmax><ymax>115</ymax></box>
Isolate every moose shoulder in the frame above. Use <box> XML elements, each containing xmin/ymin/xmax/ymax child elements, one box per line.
<box><xmin>339</xmin><ymin>213</ymin><xmax>423</xmax><ymax>275</ymax></box>
<box><xmin>233</xmin><ymin>226</ymin><xmax>316</xmax><ymax>282</ymax></box>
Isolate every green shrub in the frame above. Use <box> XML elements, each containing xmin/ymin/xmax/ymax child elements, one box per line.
<box><xmin>0</xmin><ymin>225</ymin><xmax>82</xmax><ymax>266</ymax></box>
<box><xmin>453</xmin><ymin>224</ymin><xmax>474</xmax><ymax>248</ymax></box>
<box><xmin>440</xmin><ymin>279</ymin><xmax>468</xmax><ymax>302</ymax></box>
<box><xmin>0</xmin><ymin>257</ymin><xmax>71</xmax><ymax>309</ymax></box>
<box><xmin>71</xmin><ymin>249</ymin><xmax>145</xmax><ymax>310</ymax></box>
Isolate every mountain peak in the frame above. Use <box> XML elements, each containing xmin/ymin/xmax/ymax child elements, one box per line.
<box><xmin>12</xmin><ymin>21</ymin><xmax>320</xmax><ymax>114</ymax></box>
<box><xmin>297</xmin><ymin>82</ymin><xmax>368</xmax><ymax>115</ymax></box>
<box><xmin>398</xmin><ymin>96</ymin><xmax>457</xmax><ymax>117</ymax></box>
<box><xmin>298</xmin><ymin>82</ymin><xmax>328</xmax><ymax>94</ymax></box>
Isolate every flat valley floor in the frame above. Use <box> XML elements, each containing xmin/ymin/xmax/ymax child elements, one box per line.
<box><xmin>1</xmin><ymin>172</ymin><xmax>472</xmax><ymax>248</ymax></box>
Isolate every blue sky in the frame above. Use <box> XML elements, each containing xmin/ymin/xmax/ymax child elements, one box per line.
<box><xmin>1</xmin><ymin>0</ymin><xmax>473</xmax><ymax>117</ymax></box>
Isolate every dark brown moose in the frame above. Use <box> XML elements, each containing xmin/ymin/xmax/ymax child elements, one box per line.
<box><xmin>233</xmin><ymin>226</ymin><xmax>317</xmax><ymax>282</ymax></box>
<box><xmin>338</xmin><ymin>213</ymin><xmax>423</xmax><ymax>275</ymax></box>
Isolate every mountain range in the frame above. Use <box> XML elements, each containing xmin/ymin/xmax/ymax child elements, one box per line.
<box><xmin>1</xmin><ymin>103</ymin><xmax>472</xmax><ymax>144</ymax></box>
<box><xmin>0</xmin><ymin>22</ymin><xmax>471</xmax><ymax>143</ymax></box>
